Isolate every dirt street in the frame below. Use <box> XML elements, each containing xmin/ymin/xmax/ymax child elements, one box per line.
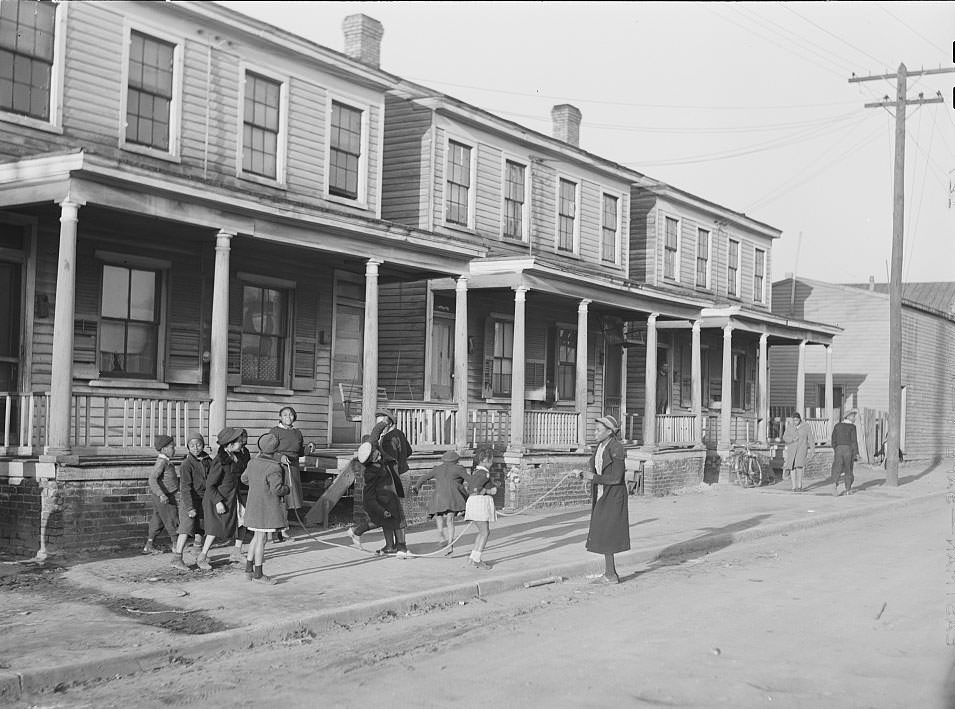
<box><xmin>14</xmin><ymin>495</ymin><xmax>949</xmax><ymax>709</ymax></box>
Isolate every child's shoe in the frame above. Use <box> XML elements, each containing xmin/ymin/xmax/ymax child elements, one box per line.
<box><xmin>196</xmin><ymin>553</ymin><xmax>212</xmax><ymax>571</ymax></box>
<box><xmin>142</xmin><ymin>540</ymin><xmax>161</xmax><ymax>555</ymax></box>
<box><xmin>244</xmin><ymin>560</ymin><xmax>254</xmax><ymax>580</ymax></box>
<box><xmin>170</xmin><ymin>553</ymin><xmax>190</xmax><ymax>571</ymax></box>
<box><xmin>345</xmin><ymin>526</ymin><xmax>363</xmax><ymax>549</ymax></box>
<box><xmin>252</xmin><ymin>565</ymin><xmax>277</xmax><ymax>584</ymax></box>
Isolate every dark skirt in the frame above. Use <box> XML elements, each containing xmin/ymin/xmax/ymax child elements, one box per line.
<box><xmin>585</xmin><ymin>484</ymin><xmax>631</xmax><ymax>554</ymax></box>
<box><xmin>202</xmin><ymin>487</ymin><xmax>238</xmax><ymax>540</ymax></box>
<box><xmin>284</xmin><ymin>460</ymin><xmax>304</xmax><ymax>510</ymax></box>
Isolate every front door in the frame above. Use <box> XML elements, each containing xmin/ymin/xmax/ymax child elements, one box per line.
<box><xmin>430</xmin><ymin>315</ymin><xmax>453</xmax><ymax>400</ymax></box>
<box><xmin>331</xmin><ymin>274</ymin><xmax>365</xmax><ymax>445</ymax></box>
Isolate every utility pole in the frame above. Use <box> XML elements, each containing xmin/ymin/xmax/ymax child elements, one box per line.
<box><xmin>849</xmin><ymin>64</ymin><xmax>951</xmax><ymax>486</ymax></box>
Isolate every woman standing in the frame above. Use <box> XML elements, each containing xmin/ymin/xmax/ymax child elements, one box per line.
<box><xmin>196</xmin><ymin>427</ymin><xmax>244</xmax><ymax>571</ymax></box>
<box><xmin>581</xmin><ymin>415</ymin><xmax>630</xmax><ymax>584</ymax></box>
<box><xmin>782</xmin><ymin>413</ymin><xmax>815</xmax><ymax>492</ymax></box>
<box><xmin>241</xmin><ymin>433</ymin><xmax>290</xmax><ymax>584</ymax></box>
<box><xmin>269</xmin><ymin>406</ymin><xmax>308</xmax><ymax>542</ymax></box>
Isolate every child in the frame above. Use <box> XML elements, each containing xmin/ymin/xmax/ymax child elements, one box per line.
<box><xmin>463</xmin><ymin>447</ymin><xmax>497</xmax><ymax>570</ymax></box>
<box><xmin>240</xmin><ymin>433</ymin><xmax>290</xmax><ymax>584</ymax></box>
<box><xmin>371</xmin><ymin>410</ymin><xmax>412</xmax><ymax>554</ymax></box>
<box><xmin>269</xmin><ymin>407</ymin><xmax>310</xmax><ymax>542</ymax></box>
<box><xmin>144</xmin><ymin>434</ymin><xmax>180</xmax><ymax>554</ymax></box>
<box><xmin>170</xmin><ymin>433</ymin><xmax>210</xmax><ymax>570</ymax></box>
<box><xmin>196</xmin><ymin>427</ymin><xmax>244</xmax><ymax>571</ymax></box>
<box><xmin>345</xmin><ymin>440</ymin><xmax>406</xmax><ymax>556</ymax></box>
<box><xmin>232</xmin><ymin>429</ymin><xmax>253</xmax><ymax>562</ymax></box>
<box><xmin>410</xmin><ymin>450</ymin><xmax>468</xmax><ymax>555</ymax></box>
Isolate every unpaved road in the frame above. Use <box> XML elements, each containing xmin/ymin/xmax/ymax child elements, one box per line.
<box><xmin>16</xmin><ymin>495</ymin><xmax>951</xmax><ymax>708</ymax></box>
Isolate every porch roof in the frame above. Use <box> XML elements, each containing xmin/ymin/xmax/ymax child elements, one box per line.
<box><xmin>655</xmin><ymin>305</ymin><xmax>840</xmax><ymax>345</ymax></box>
<box><xmin>431</xmin><ymin>256</ymin><xmax>707</xmax><ymax>320</ymax></box>
<box><xmin>0</xmin><ymin>151</ymin><xmax>485</xmax><ymax>276</ymax></box>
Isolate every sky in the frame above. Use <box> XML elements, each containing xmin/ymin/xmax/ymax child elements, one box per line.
<box><xmin>217</xmin><ymin>1</ymin><xmax>955</xmax><ymax>286</ymax></box>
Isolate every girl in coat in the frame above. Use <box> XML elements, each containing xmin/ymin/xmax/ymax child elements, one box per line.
<box><xmin>196</xmin><ymin>427</ymin><xmax>245</xmax><ymax>571</ymax></box>
<box><xmin>171</xmin><ymin>433</ymin><xmax>211</xmax><ymax>570</ymax></box>
<box><xmin>269</xmin><ymin>406</ymin><xmax>310</xmax><ymax>542</ymax></box>
<box><xmin>782</xmin><ymin>413</ymin><xmax>815</xmax><ymax>492</ymax></box>
<box><xmin>581</xmin><ymin>415</ymin><xmax>630</xmax><ymax>585</ymax></box>
<box><xmin>346</xmin><ymin>440</ymin><xmax>405</xmax><ymax>556</ymax></box>
<box><xmin>240</xmin><ymin>433</ymin><xmax>290</xmax><ymax>584</ymax></box>
<box><xmin>463</xmin><ymin>447</ymin><xmax>497</xmax><ymax>570</ymax></box>
<box><xmin>232</xmin><ymin>429</ymin><xmax>253</xmax><ymax>562</ymax></box>
<box><xmin>410</xmin><ymin>449</ymin><xmax>468</xmax><ymax>555</ymax></box>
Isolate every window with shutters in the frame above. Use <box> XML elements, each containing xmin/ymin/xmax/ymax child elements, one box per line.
<box><xmin>555</xmin><ymin>327</ymin><xmax>576</xmax><ymax>401</ymax></box>
<box><xmin>489</xmin><ymin>319</ymin><xmax>513</xmax><ymax>397</ymax></box>
<box><xmin>0</xmin><ymin>0</ymin><xmax>61</xmax><ymax>126</ymax></box>
<box><xmin>121</xmin><ymin>27</ymin><xmax>182</xmax><ymax>158</ymax></box>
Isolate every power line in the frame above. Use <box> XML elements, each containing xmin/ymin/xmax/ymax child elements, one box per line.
<box><xmin>877</xmin><ymin>4</ymin><xmax>949</xmax><ymax>55</ymax></box>
<box><xmin>781</xmin><ymin>3</ymin><xmax>890</xmax><ymax>71</ymax></box>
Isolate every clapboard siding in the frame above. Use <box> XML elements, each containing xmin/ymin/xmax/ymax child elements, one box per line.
<box><xmin>285</xmin><ymin>78</ymin><xmax>328</xmax><ymax>197</ymax></box>
<box><xmin>578</xmin><ymin>180</ymin><xmax>600</xmax><ymax>263</ymax></box>
<box><xmin>475</xmin><ymin>144</ymin><xmax>501</xmax><ymax>236</ymax></box>
<box><xmin>378</xmin><ymin>281</ymin><xmax>427</xmax><ymax>401</ymax></box>
<box><xmin>380</xmin><ymin>95</ymin><xmax>431</xmax><ymax>228</ymax></box>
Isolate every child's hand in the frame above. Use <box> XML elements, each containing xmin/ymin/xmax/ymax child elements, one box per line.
<box><xmin>383</xmin><ymin>510</ymin><xmax>392</xmax><ymax>518</ymax></box>
<box><xmin>487</xmin><ymin>487</ymin><xmax>497</xmax><ymax>496</ymax></box>
<box><xmin>188</xmin><ymin>509</ymin><xmax>196</xmax><ymax>518</ymax></box>
<box><xmin>215</xmin><ymin>502</ymin><xmax>226</xmax><ymax>515</ymax></box>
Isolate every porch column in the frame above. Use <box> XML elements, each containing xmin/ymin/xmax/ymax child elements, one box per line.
<box><xmin>575</xmin><ymin>299</ymin><xmax>590</xmax><ymax>449</ymax></box>
<box><xmin>508</xmin><ymin>286</ymin><xmax>528</xmax><ymax>452</ymax></box>
<box><xmin>719</xmin><ymin>325</ymin><xmax>733</xmax><ymax>449</ymax></box>
<box><xmin>453</xmin><ymin>276</ymin><xmax>468</xmax><ymax>449</ymax></box>
<box><xmin>825</xmin><ymin>343</ymin><xmax>834</xmax><ymax>434</ymax></box>
<box><xmin>619</xmin><ymin>346</ymin><xmax>628</xmax><ymax>439</ymax></box>
<box><xmin>796</xmin><ymin>339</ymin><xmax>807</xmax><ymax>418</ymax></box>
<box><xmin>643</xmin><ymin>313</ymin><xmax>658</xmax><ymax>448</ymax></box>
<box><xmin>46</xmin><ymin>199</ymin><xmax>82</xmax><ymax>455</ymax></box>
<box><xmin>361</xmin><ymin>258</ymin><xmax>382</xmax><ymax>435</ymax></box>
<box><xmin>691</xmin><ymin>319</ymin><xmax>702</xmax><ymax>446</ymax></box>
<box><xmin>208</xmin><ymin>230</ymin><xmax>233</xmax><ymax>438</ymax></box>
<box><xmin>758</xmin><ymin>333</ymin><xmax>768</xmax><ymax>443</ymax></box>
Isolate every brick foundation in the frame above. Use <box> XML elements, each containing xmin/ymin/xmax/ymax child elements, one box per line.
<box><xmin>500</xmin><ymin>453</ymin><xmax>591</xmax><ymax>511</ymax></box>
<box><xmin>0</xmin><ymin>476</ymin><xmax>43</xmax><ymax>557</ymax></box>
<box><xmin>634</xmin><ymin>448</ymin><xmax>707</xmax><ymax>496</ymax></box>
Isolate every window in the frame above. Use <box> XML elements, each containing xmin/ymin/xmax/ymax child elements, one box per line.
<box><xmin>329</xmin><ymin>100</ymin><xmax>362</xmax><ymax>199</ymax></box>
<box><xmin>696</xmin><ymin>228</ymin><xmax>710</xmax><ymax>288</ymax></box>
<box><xmin>446</xmin><ymin>140</ymin><xmax>471</xmax><ymax>226</ymax></box>
<box><xmin>242</xmin><ymin>71</ymin><xmax>281</xmax><ymax>179</ymax></box>
<box><xmin>753</xmin><ymin>248</ymin><xmax>765</xmax><ymax>303</ymax></box>
<box><xmin>99</xmin><ymin>265</ymin><xmax>159</xmax><ymax>379</ymax></box>
<box><xmin>126</xmin><ymin>31</ymin><xmax>175</xmax><ymax>152</ymax></box>
<box><xmin>0</xmin><ymin>0</ymin><xmax>56</xmax><ymax>121</ymax></box>
<box><xmin>490</xmin><ymin>319</ymin><xmax>513</xmax><ymax>396</ymax></box>
<box><xmin>727</xmin><ymin>238</ymin><xmax>740</xmax><ymax>297</ymax></box>
<box><xmin>240</xmin><ymin>283</ymin><xmax>288</xmax><ymax>387</ymax></box>
<box><xmin>503</xmin><ymin>160</ymin><xmax>526</xmax><ymax>240</ymax></box>
<box><xmin>601</xmin><ymin>194</ymin><xmax>619</xmax><ymax>262</ymax></box>
<box><xmin>664</xmin><ymin>216</ymin><xmax>679</xmax><ymax>280</ymax></box>
<box><xmin>731</xmin><ymin>352</ymin><xmax>748</xmax><ymax>409</ymax></box>
<box><xmin>557</xmin><ymin>178</ymin><xmax>577</xmax><ymax>252</ymax></box>
<box><xmin>556</xmin><ymin>327</ymin><xmax>577</xmax><ymax>400</ymax></box>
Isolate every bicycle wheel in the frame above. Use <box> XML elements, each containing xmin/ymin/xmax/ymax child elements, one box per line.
<box><xmin>734</xmin><ymin>455</ymin><xmax>752</xmax><ymax>487</ymax></box>
<box><xmin>746</xmin><ymin>456</ymin><xmax>763</xmax><ymax>486</ymax></box>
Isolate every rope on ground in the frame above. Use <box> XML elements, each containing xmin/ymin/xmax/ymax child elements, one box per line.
<box><xmin>122</xmin><ymin>606</ymin><xmax>204</xmax><ymax>615</ymax></box>
<box><xmin>495</xmin><ymin>471</ymin><xmax>579</xmax><ymax>516</ymax></box>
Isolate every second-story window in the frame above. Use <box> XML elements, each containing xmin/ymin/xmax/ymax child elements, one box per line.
<box><xmin>556</xmin><ymin>327</ymin><xmax>577</xmax><ymax>400</ymax></box>
<box><xmin>753</xmin><ymin>248</ymin><xmax>766</xmax><ymax>303</ymax></box>
<box><xmin>601</xmin><ymin>194</ymin><xmax>618</xmax><ymax>263</ymax></box>
<box><xmin>0</xmin><ymin>0</ymin><xmax>56</xmax><ymax>121</ymax></box>
<box><xmin>242</xmin><ymin>71</ymin><xmax>281</xmax><ymax>179</ymax></box>
<box><xmin>99</xmin><ymin>264</ymin><xmax>159</xmax><ymax>379</ymax></box>
<box><xmin>696</xmin><ymin>228</ymin><xmax>710</xmax><ymax>288</ymax></box>
<box><xmin>728</xmin><ymin>238</ymin><xmax>740</xmax><ymax>297</ymax></box>
<box><xmin>446</xmin><ymin>140</ymin><xmax>471</xmax><ymax>226</ymax></box>
<box><xmin>503</xmin><ymin>160</ymin><xmax>525</xmax><ymax>239</ymax></box>
<box><xmin>126</xmin><ymin>31</ymin><xmax>175</xmax><ymax>152</ymax></box>
<box><xmin>329</xmin><ymin>100</ymin><xmax>362</xmax><ymax>199</ymax></box>
<box><xmin>558</xmin><ymin>178</ymin><xmax>577</xmax><ymax>252</ymax></box>
<box><xmin>664</xmin><ymin>216</ymin><xmax>679</xmax><ymax>280</ymax></box>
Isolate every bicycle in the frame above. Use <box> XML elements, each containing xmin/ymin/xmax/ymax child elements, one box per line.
<box><xmin>729</xmin><ymin>443</ymin><xmax>766</xmax><ymax>488</ymax></box>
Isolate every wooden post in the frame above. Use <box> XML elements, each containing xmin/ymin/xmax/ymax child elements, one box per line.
<box><xmin>45</xmin><ymin>199</ymin><xmax>82</xmax><ymax>456</ymax></box>
<box><xmin>453</xmin><ymin>276</ymin><xmax>468</xmax><ymax>449</ymax></box>
<box><xmin>643</xmin><ymin>313</ymin><xmax>658</xmax><ymax>448</ymax></box>
<box><xmin>719</xmin><ymin>325</ymin><xmax>732</xmax><ymax>449</ymax></box>
<box><xmin>691</xmin><ymin>320</ymin><xmax>702</xmax><ymax>445</ymax></box>
<box><xmin>508</xmin><ymin>287</ymin><xmax>528</xmax><ymax>452</ymax></box>
<box><xmin>796</xmin><ymin>339</ymin><xmax>806</xmax><ymax>419</ymax></box>
<box><xmin>208</xmin><ymin>230</ymin><xmax>233</xmax><ymax>438</ymax></box>
<box><xmin>825</xmin><ymin>343</ymin><xmax>834</xmax><ymax>435</ymax></box>
<box><xmin>576</xmin><ymin>299</ymin><xmax>590</xmax><ymax>449</ymax></box>
<box><xmin>361</xmin><ymin>258</ymin><xmax>382</xmax><ymax>435</ymax></box>
<box><xmin>758</xmin><ymin>332</ymin><xmax>768</xmax><ymax>443</ymax></box>
<box><xmin>619</xmin><ymin>345</ymin><xmax>628</xmax><ymax>439</ymax></box>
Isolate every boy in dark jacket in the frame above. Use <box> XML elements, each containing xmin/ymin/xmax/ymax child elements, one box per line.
<box><xmin>345</xmin><ymin>440</ymin><xmax>406</xmax><ymax>556</ymax></box>
<box><xmin>143</xmin><ymin>434</ymin><xmax>179</xmax><ymax>554</ymax></box>
<box><xmin>170</xmin><ymin>433</ymin><xmax>211</xmax><ymax>569</ymax></box>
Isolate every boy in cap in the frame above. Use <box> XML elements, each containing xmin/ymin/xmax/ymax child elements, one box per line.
<box><xmin>143</xmin><ymin>434</ymin><xmax>180</xmax><ymax>555</ymax></box>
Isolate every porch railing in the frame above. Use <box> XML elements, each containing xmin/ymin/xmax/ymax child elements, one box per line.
<box><xmin>470</xmin><ymin>408</ymin><xmax>511</xmax><ymax>449</ymax></box>
<box><xmin>655</xmin><ymin>414</ymin><xmax>698</xmax><ymax>445</ymax></box>
<box><xmin>805</xmin><ymin>417</ymin><xmax>831</xmax><ymax>445</ymax></box>
<box><xmin>524</xmin><ymin>410</ymin><xmax>579</xmax><ymax>448</ymax></box>
<box><xmin>1</xmin><ymin>392</ymin><xmax>49</xmax><ymax>454</ymax></box>
<box><xmin>702</xmin><ymin>415</ymin><xmax>758</xmax><ymax>447</ymax></box>
<box><xmin>388</xmin><ymin>401</ymin><xmax>457</xmax><ymax>450</ymax></box>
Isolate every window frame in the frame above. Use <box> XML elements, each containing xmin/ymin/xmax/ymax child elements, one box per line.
<box><xmin>696</xmin><ymin>227</ymin><xmax>711</xmax><ymax>289</ymax></box>
<box><xmin>663</xmin><ymin>215</ymin><xmax>680</xmax><ymax>282</ymax></box>
<box><xmin>600</xmin><ymin>192</ymin><xmax>622</xmax><ymax>264</ymax></box>
<box><xmin>500</xmin><ymin>154</ymin><xmax>530</xmax><ymax>242</ymax></box>
<box><xmin>753</xmin><ymin>247</ymin><xmax>766</xmax><ymax>303</ymax></box>
<box><xmin>234</xmin><ymin>272</ymin><xmax>295</xmax><ymax>389</ymax></box>
<box><xmin>0</xmin><ymin>0</ymin><xmax>67</xmax><ymax>133</ymax></box>
<box><xmin>444</xmin><ymin>135</ymin><xmax>477</xmax><ymax>229</ymax></box>
<box><xmin>554</xmin><ymin>323</ymin><xmax>577</xmax><ymax>402</ymax></box>
<box><xmin>118</xmin><ymin>21</ymin><xmax>184</xmax><ymax>162</ymax></box>
<box><xmin>555</xmin><ymin>174</ymin><xmax>580</xmax><ymax>255</ymax></box>
<box><xmin>324</xmin><ymin>91</ymin><xmax>371</xmax><ymax>207</ymax></box>
<box><xmin>489</xmin><ymin>315</ymin><xmax>514</xmax><ymax>398</ymax></box>
<box><xmin>236</xmin><ymin>63</ymin><xmax>289</xmax><ymax>188</ymax></box>
<box><xmin>727</xmin><ymin>238</ymin><xmax>741</xmax><ymax>298</ymax></box>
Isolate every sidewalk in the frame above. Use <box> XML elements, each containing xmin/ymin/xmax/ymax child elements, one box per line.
<box><xmin>0</xmin><ymin>459</ymin><xmax>947</xmax><ymax>700</ymax></box>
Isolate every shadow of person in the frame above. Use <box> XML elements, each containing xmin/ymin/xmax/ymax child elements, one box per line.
<box><xmin>648</xmin><ymin>514</ymin><xmax>773</xmax><ymax>569</ymax></box>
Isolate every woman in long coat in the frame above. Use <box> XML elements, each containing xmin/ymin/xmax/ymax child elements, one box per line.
<box><xmin>241</xmin><ymin>433</ymin><xmax>290</xmax><ymax>584</ymax></box>
<box><xmin>782</xmin><ymin>413</ymin><xmax>815</xmax><ymax>492</ymax></box>
<box><xmin>196</xmin><ymin>427</ymin><xmax>245</xmax><ymax>570</ymax></box>
<box><xmin>582</xmin><ymin>415</ymin><xmax>630</xmax><ymax>584</ymax></box>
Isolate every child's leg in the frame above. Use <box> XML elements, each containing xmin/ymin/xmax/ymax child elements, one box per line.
<box><xmin>174</xmin><ymin>533</ymin><xmax>189</xmax><ymax>554</ymax></box>
<box><xmin>476</xmin><ymin>522</ymin><xmax>490</xmax><ymax>552</ymax></box>
<box><xmin>394</xmin><ymin>528</ymin><xmax>406</xmax><ymax>546</ymax></box>
<box><xmin>604</xmin><ymin>553</ymin><xmax>617</xmax><ymax>578</ymax></box>
<box><xmin>382</xmin><ymin>528</ymin><xmax>396</xmax><ymax>550</ymax></box>
<box><xmin>794</xmin><ymin>466</ymin><xmax>803</xmax><ymax>490</ymax></box>
<box><xmin>435</xmin><ymin>515</ymin><xmax>446</xmax><ymax>541</ymax></box>
<box><xmin>253</xmin><ymin>531</ymin><xmax>266</xmax><ymax>566</ymax></box>
<box><xmin>445</xmin><ymin>514</ymin><xmax>455</xmax><ymax>545</ymax></box>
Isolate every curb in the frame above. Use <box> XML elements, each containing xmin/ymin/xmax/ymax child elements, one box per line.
<box><xmin>7</xmin><ymin>489</ymin><xmax>941</xmax><ymax>699</ymax></box>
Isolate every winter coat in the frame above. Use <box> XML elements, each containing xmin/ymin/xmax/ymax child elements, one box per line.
<box><xmin>241</xmin><ymin>454</ymin><xmax>290</xmax><ymax>531</ymax></box>
<box><xmin>148</xmin><ymin>455</ymin><xmax>179</xmax><ymax>503</ymax></box>
<box><xmin>371</xmin><ymin>422</ymin><xmax>413</xmax><ymax>497</ymax></box>
<box><xmin>178</xmin><ymin>452</ymin><xmax>211</xmax><ymax>517</ymax></box>
<box><xmin>269</xmin><ymin>425</ymin><xmax>305</xmax><ymax>509</ymax></box>
<box><xmin>415</xmin><ymin>461</ymin><xmax>468</xmax><ymax>515</ymax></box>
<box><xmin>783</xmin><ymin>421</ymin><xmax>815</xmax><ymax>469</ymax></box>
<box><xmin>202</xmin><ymin>448</ymin><xmax>241</xmax><ymax>539</ymax></box>
<box><xmin>585</xmin><ymin>436</ymin><xmax>631</xmax><ymax>555</ymax></box>
<box><xmin>360</xmin><ymin>460</ymin><xmax>403</xmax><ymax>531</ymax></box>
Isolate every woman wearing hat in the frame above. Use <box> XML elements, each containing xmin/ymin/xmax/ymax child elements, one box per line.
<box><xmin>346</xmin><ymin>439</ymin><xmax>406</xmax><ymax>556</ymax></box>
<box><xmin>410</xmin><ymin>449</ymin><xmax>469</xmax><ymax>555</ymax></box>
<box><xmin>196</xmin><ymin>427</ymin><xmax>245</xmax><ymax>571</ymax></box>
<box><xmin>240</xmin><ymin>433</ymin><xmax>291</xmax><ymax>584</ymax></box>
<box><xmin>581</xmin><ymin>415</ymin><xmax>630</xmax><ymax>584</ymax></box>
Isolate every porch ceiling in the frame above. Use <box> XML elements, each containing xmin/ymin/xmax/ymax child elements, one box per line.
<box><xmin>696</xmin><ymin>307</ymin><xmax>840</xmax><ymax>345</ymax></box>
<box><xmin>0</xmin><ymin>151</ymin><xmax>485</xmax><ymax>277</ymax></box>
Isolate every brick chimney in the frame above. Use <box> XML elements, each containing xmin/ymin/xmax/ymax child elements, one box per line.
<box><xmin>551</xmin><ymin>104</ymin><xmax>582</xmax><ymax>147</ymax></box>
<box><xmin>342</xmin><ymin>14</ymin><xmax>384</xmax><ymax>68</ymax></box>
